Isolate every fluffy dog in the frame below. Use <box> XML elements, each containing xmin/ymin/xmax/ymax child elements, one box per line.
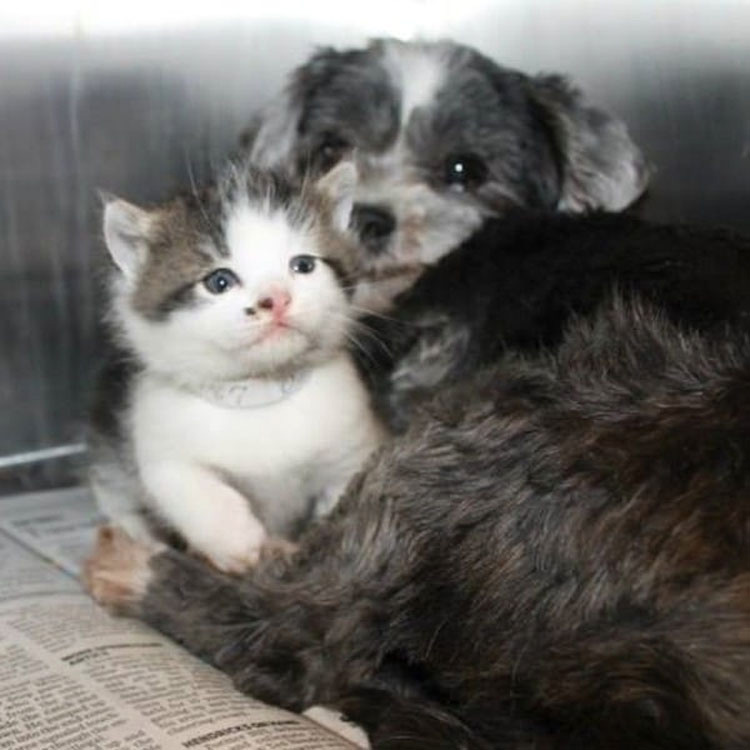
<box><xmin>85</xmin><ymin>296</ymin><xmax>750</xmax><ymax>749</ymax></box>
<box><xmin>247</xmin><ymin>38</ymin><xmax>650</xmax><ymax>311</ymax></box>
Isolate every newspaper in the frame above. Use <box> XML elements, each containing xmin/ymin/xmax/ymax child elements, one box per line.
<box><xmin>0</xmin><ymin>488</ymin><xmax>368</xmax><ymax>750</ymax></box>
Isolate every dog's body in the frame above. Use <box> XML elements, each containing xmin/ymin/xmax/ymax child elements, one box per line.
<box><xmin>356</xmin><ymin>210</ymin><xmax>750</xmax><ymax>429</ymax></box>
<box><xmin>247</xmin><ymin>38</ymin><xmax>649</xmax><ymax>312</ymax></box>
<box><xmin>86</xmin><ymin>297</ymin><xmax>750</xmax><ymax>749</ymax></box>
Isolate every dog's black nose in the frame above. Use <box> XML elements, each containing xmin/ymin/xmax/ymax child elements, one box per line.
<box><xmin>351</xmin><ymin>204</ymin><xmax>396</xmax><ymax>253</ymax></box>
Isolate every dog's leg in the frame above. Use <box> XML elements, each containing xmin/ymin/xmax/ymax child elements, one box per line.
<box><xmin>84</xmin><ymin>482</ymin><xmax>408</xmax><ymax>713</ymax></box>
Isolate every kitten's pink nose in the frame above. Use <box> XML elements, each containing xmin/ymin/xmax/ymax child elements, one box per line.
<box><xmin>257</xmin><ymin>289</ymin><xmax>292</xmax><ymax>315</ymax></box>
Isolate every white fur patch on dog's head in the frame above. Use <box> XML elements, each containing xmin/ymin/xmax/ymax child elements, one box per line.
<box><xmin>380</xmin><ymin>39</ymin><xmax>449</xmax><ymax>127</ymax></box>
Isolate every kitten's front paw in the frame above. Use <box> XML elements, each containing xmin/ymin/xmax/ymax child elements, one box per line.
<box><xmin>192</xmin><ymin>513</ymin><xmax>269</xmax><ymax>574</ymax></box>
<box><xmin>83</xmin><ymin>525</ymin><xmax>157</xmax><ymax>613</ymax></box>
<box><xmin>260</xmin><ymin>537</ymin><xmax>299</xmax><ymax>560</ymax></box>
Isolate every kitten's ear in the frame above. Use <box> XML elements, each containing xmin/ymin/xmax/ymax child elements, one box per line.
<box><xmin>101</xmin><ymin>194</ymin><xmax>154</xmax><ymax>280</ymax></box>
<box><xmin>315</xmin><ymin>161</ymin><xmax>357</xmax><ymax>233</ymax></box>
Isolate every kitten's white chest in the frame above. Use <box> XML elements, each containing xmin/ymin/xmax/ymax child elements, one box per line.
<box><xmin>131</xmin><ymin>354</ymin><xmax>382</xmax><ymax>532</ymax></box>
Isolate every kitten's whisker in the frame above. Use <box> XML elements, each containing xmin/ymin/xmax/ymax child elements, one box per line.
<box><xmin>325</xmin><ymin>313</ymin><xmax>394</xmax><ymax>359</ymax></box>
<box><xmin>347</xmin><ymin>304</ymin><xmax>414</xmax><ymax>327</ymax></box>
<box><xmin>343</xmin><ymin>329</ymin><xmax>380</xmax><ymax>371</ymax></box>
<box><xmin>322</xmin><ymin>292</ymin><xmax>418</xmax><ymax>329</ymax></box>
<box><xmin>350</xmin><ymin>325</ymin><xmax>394</xmax><ymax>360</ymax></box>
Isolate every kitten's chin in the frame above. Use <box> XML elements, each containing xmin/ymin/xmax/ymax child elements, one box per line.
<box><xmin>217</xmin><ymin>330</ymin><xmax>321</xmax><ymax>380</ymax></box>
<box><xmin>243</xmin><ymin>325</ymin><xmax>310</xmax><ymax>357</ymax></box>
<box><xmin>166</xmin><ymin>320</ymin><xmax>347</xmax><ymax>383</ymax></box>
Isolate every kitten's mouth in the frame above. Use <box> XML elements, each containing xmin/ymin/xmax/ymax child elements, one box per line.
<box><xmin>255</xmin><ymin>320</ymin><xmax>306</xmax><ymax>345</ymax></box>
<box><xmin>260</xmin><ymin>320</ymin><xmax>290</xmax><ymax>338</ymax></box>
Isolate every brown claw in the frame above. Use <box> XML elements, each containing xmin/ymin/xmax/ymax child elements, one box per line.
<box><xmin>82</xmin><ymin>525</ymin><xmax>156</xmax><ymax>613</ymax></box>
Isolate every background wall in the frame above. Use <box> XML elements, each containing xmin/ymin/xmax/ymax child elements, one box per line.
<box><xmin>2</xmin><ymin>0</ymin><xmax>750</xmax><ymax>489</ymax></box>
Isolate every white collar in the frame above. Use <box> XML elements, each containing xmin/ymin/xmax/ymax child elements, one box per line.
<box><xmin>185</xmin><ymin>371</ymin><xmax>310</xmax><ymax>409</ymax></box>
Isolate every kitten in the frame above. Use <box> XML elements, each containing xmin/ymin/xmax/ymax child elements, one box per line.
<box><xmin>89</xmin><ymin>161</ymin><xmax>384</xmax><ymax>572</ymax></box>
<box><xmin>85</xmin><ymin>296</ymin><xmax>750</xmax><ymax>749</ymax></box>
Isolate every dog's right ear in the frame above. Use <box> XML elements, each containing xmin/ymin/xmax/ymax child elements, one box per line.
<box><xmin>249</xmin><ymin>46</ymin><xmax>345</xmax><ymax>174</ymax></box>
<box><xmin>247</xmin><ymin>89</ymin><xmax>302</xmax><ymax>172</ymax></box>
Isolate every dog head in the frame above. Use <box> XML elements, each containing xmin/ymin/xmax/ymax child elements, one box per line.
<box><xmin>247</xmin><ymin>38</ymin><xmax>650</xmax><ymax>311</ymax></box>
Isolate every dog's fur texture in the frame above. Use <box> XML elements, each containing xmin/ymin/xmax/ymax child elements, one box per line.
<box><xmin>85</xmin><ymin>296</ymin><xmax>750</xmax><ymax>749</ymax></box>
<box><xmin>246</xmin><ymin>38</ymin><xmax>649</xmax><ymax>312</ymax></box>
<box><xmin>357</xmin><ymin>210</ymin><xmax>750</xmax><ymax>430</ymax></box>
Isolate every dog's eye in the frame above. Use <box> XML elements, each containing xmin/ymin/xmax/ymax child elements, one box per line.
<box><xmin>203</xmin><ymin>268</ymin><xmax>239</xmax><ymax>294</ymax></box>
<box><xmin>289</xmin><ymin>255</ymin><xmax>317</xmax><ymax>274</ymax></box>
<box><xmin>444</xmin><ymin>153</ymin><xmax>488</xmax><ymax>191</ymax></box>
<box><xmin>315</xmin><ymin>134</ymin><xmax>350</xmax><ymax>172</ymax></box>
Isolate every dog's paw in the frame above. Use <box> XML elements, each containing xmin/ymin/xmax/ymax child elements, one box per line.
<box><xmin>82</xmin><ymin>525</ymin><xmax>157</xmax><ymax>613</ymax></box>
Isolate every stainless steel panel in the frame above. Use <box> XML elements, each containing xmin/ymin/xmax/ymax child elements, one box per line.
<box><xmin>2</xmin><ymin>2</ymin><xmax>750</xmax><ymax>488</ymax></box>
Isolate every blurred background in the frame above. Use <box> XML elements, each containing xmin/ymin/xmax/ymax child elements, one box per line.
<box><xmin>2</xmin><ymin>0</ymin><xmax>750</xmax><ymax>491</ymax></box>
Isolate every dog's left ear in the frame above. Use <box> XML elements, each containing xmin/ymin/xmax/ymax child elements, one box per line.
<box><xmin>530</xmin><ymin>75</ymin><xmax>651</xmax><ymax>212</ymax></box>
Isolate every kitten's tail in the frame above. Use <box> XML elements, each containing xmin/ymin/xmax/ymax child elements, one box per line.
<box><xmin>339</xmin><ymin>688</ymin><xmax>495</xmax><ymax>750</ymax></box>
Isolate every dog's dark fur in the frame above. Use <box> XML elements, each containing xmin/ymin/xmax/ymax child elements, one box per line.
<box><xmin>357</xmin><ymin>209</ymin><xmax>750</xmax><ymax>430</ymax></box>
<box><xmin>86</xmin><ymin>297</ymin><xmax>750</xmax><ymax>749</ymax></box>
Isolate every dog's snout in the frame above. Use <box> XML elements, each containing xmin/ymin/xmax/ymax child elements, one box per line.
<box><xmin>351</xmin><ymin>204</ymin><xmax>396</xmax><ymax>253</ymax></box>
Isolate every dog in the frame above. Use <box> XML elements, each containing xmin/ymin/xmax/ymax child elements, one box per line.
<box><xmin>246</xmin><ymin>38</ymin><xmax>650</xmax><ymax>312</ymax></box>
<box><xmin>85</xmin><ymin>295</ymin><xmax>750</xmax><ymax>750</ymax></box>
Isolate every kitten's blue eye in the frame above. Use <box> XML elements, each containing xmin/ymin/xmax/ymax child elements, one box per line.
<box><xmin>203</xmin><ymin>268</ymin><xmax>239</xmax><ymax>294</ymax></box>
<box><xmin>289</xmin><ymin>255</ymin><xmax>317</xmax><ymax>274</ymax></box>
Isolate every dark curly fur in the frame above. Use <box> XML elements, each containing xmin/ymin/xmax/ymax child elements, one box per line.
<box><xmin>97</xmin><ymin>298</ymin><xmax>750</xmax><ymax>749</ymax></box>
<box><xmin>356</xmin><ymin>209</ymin><xmax>750</xmax><ymax>430</ymax></box>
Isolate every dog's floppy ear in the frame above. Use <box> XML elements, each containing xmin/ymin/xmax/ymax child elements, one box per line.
<box><xmin>530</xmin><ymin>75</ymin><xmax>650</xmax><ymax>212</ymax></box>
<box><xmin>249</xmin><ymin>46</ymin><xmax>347</xmax><ymax>174</ymax></box>
<box><xmin>247</xmin><ymin>89</ymin><xmax>302</xmax><ymax>173</ymax></box>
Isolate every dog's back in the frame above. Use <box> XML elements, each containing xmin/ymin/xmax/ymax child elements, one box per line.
<box><xmin>360</xmin><ymin>211</ymin><xmax>750</xmax><ymax>430</ymax></box>
<box><xmin>350</xmin><ymin>297</ymin><xmax>750</xmax><ymax>748</ymax></box>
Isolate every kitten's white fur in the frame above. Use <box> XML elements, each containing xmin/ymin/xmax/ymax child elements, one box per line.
<box><xmin>96</xmin><ymin>165</ymin><xmax>383</xmax><ymax>572</ymax></box>
<box><xmin>132</xmin><ymin>353</ymin><xmax>378</xmax><ymax>572</ymax></box>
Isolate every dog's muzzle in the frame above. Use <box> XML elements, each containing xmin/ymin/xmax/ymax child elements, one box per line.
<box><xmin>351</xmin><ymin>203</ymin><xmax>396</xmax><ymax>254</ymax></box>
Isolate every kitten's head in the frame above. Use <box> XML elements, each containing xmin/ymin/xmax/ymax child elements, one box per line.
<box><xmin>102</xmin><ymin>162</ymin><xmax>359</xmax><ymax>383</ymax></box>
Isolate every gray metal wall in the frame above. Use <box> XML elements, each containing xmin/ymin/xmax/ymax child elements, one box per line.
<box><xmin>2</xmin><ymin>1</ymin><xmax>750</xmax><ymax>488</ymax></box>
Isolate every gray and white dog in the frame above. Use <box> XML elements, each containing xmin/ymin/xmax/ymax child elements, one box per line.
<box><xmin>247</xmin><ymin>38</ymin><xmax>650</xmax><ymax>312</ymax></box>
